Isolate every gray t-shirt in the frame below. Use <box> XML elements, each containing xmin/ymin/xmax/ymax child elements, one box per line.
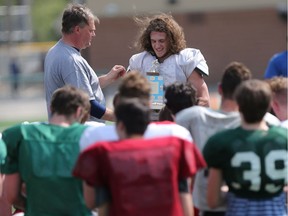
<box><xmin>44</xmin><ymin>39</ymin><xmax>105</xmax><ymax>122</ymax></box>
<box><xmin>176</xmin><ymin>106</ymin><xmax>239</xmax><ymax>212</ymax></box>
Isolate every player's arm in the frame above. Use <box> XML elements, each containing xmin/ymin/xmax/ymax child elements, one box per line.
<box><xmin>82</xmin><ymin>182</ymin><xmax>112</xmax><ymax>214</ymax></box>
<box><xmin>179</xmin><ymin>177</ymin><xmax>194</xmax><ymax>216</ymax></box>
<box><xmin>180</xmin><ymin>192</ymin><xmax>194</xmax><ymax>216</ymax></box>
<box><xmin>187</xmin><ymin>69</ymin><xmax>210</xmax><ymax>107</ymax></box>
<box><xmin>90</xmin><ymin>100</ymin><xmax>115</xmax><ymax>122</ymax></box>
<box><xmin>83</xmin><ymin>182</ymin><xmax>96</xmax><ymax>209</ymax></box>
<box><xmin>82</xmin><ymin>182</ymin><xmax>107</xmax><ymax>216</ymax></box>
<box><xmin>206</xmin><ymin>168</ymin><xmax>224</xmax><ymax>209</ymax></box>
<box><xmin>100</xmin><ymin>108</ymin><xmax>115</xmax><ymax>122</ymax></box>
<box><xmin>0</xmin><ymin>174</ymin><xmax>12</xmax><ymax>216</ymax></box>
<box><xmin>98</xmin><ymin>202</ymin><xmax>110</xmax><ymax>216</ymax></box>
<box><xmin>3</xmin><ymin>173</ymin><xmax>25</xmax><ymax>210</ymax></box>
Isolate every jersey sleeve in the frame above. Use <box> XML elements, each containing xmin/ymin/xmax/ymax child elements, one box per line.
<box><xmin>264</xmin><ymin>54</ymin><xmax>279</xmax><ymax>79</ymax></box>
<box><xmin>179</xmin><ymin>139</ymin><xmax>206</xmax><ymax>178</ymax></box>
<box><xmin>0</xmin><ymin>138</ymin><xmax>7</xmax><ymax>165</ymax></box>
<box><xmin>1</xmin><ymin>125</ymin><xmax>22</xmax><ymax>174</ymax></box>
<box><xmin>90</xmin><ymin>99</ymin><xmax>106</xmax><ymax>119</ymax></box>
<box><xmin>203</xmin><ymin>132</ymin><xmax>226</xmax><ymax>168</ymax></box>
<box><xmin>73</xmin><ymin>143</ymin><xmax>106</xmax><ymax>186</ymax></box>
<box><xmin>178</xmin><ymin>48</ymin><xmax>209</xmax><ymax>77</ymax></box>
<box><xmin>128</xmin><ymin>52</ymin><xmax>146</xmax><ymax>73</ymax></box>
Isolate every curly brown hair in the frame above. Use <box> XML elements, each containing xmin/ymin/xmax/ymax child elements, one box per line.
<box><xmin>133</xmin><ymin>13</ymin><xmax>186</xmax><ymax>56</ymax></box>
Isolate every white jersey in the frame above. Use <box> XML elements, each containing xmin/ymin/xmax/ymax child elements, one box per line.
<box><xmin>280</xmin><ymin>119</ymin><xmax>288</xmax><ymax>128</ymax></box>
<box><xmin>79</xmin><ymin>121</ymin><xmax>192</xmax><ymax>152</ymax></box>
<box><xmin>128</xmin><ymin>48</ymin><xmax>209</xmax><ymax>86</ymax></box>
<box><xmin>175</xmin><ymin>106</ymin><xmax>280</xmax><ymax>212</ymax></box>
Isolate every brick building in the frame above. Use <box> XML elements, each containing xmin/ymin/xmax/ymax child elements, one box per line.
<box><xmin>85</xmin><ymin>0</ymin><xmax>287</xmax><ymax>86</ymax></box>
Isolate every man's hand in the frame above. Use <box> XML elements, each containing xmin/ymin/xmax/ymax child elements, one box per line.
<box><xmin>99</xmin><ymin>65</ymin><xmax>126</xmax><ymax>88</ymax></box>
<box><xmin>197</xmin><ymin>97</ymin><xmax>210</xmax><ymax>107</ymax></box>
<box><xmin>108</xmin><ymin>65</ymin><xmax>126</xmax><ymax>81</ymax></box>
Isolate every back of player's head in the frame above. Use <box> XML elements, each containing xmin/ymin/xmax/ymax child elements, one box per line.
<box><xmin>221</xmin><ymin>62</ymin><xmax>252</xmax><ymax>99</ymax></box>
<box><xmin>50</xmin><ymin>85</ymin><xmax>90</xmax><ymax>118</ymax></box>
<box><xmin>266</xmin><ymin>76</ymin><xmax>287</xmax><ymax>105</ymax></box>
<box><xmin>115</xmin><ymin>98</ymin><xmax>150</xmax><ymax>136</ymax></box>
<box><xmin>164</xmin><ymin>82</ymin><xmax>197</xmax><ymax>115</ymax></box>
<box><xmin>116</xmin><ymin>70</ymin><xmax>151</xmax><ymax>107</ymax></box>
<box><xmin>235</xmin><ymin>79</ymin><xmax>272</xmax><ymax>123</ymax></box>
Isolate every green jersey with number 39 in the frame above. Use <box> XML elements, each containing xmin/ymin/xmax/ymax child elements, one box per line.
<box><xmin>203</xmin><ymin>126</ymin><xmax>288</xmax><ymax>199</ymax></box>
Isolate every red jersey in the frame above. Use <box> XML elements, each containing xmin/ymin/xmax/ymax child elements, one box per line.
<box><xmin>73</xmin><ymin>136</ymin><xmax>206</xmax><ymax>216</ymax></box>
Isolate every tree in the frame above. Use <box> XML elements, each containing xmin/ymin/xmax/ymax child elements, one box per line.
<box><xmin>31</xmin><ymin>0</ymin><xmax>69</xmax><ymax>41</ymax></box>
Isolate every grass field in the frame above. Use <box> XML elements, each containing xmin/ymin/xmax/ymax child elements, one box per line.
<box><xmin>0</xmin><ymin>121</ymin><xmax>20</xmax><ymax>132</ymax></box>
<box><xmin>0</xmin><ymin>118</ymin><xmax>46</xmax><ymax>133</ymax></box>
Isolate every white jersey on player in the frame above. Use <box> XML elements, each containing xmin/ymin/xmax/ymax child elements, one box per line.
<box><xmin>79</xmin><ymin>121</ymin><xmax>193</xmax><ymax>152</ymax></box>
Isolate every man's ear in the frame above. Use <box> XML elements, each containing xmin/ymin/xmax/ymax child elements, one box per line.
<box><xmin>116</xmin><ymin>121</ymin><xmax>126</xmax><ymax>139</ymax></box>
<box><xmin>49</xmin><ymin>105</ymin><xmax>53</xmax><ymax>115</ymax></box>
<box><xmin>116</xmin><ymin>121</ymin><xmax>125</xmax><ymax>132</ymax></box>
<box><xmin>218</xmin><ymin>83</ymin><xmax>223</xmax><ymax>96</ymax></box>
<box><xmin>271</xmin><ymin>99</ymin><xmax>279</xmax><ymax>113</ymax></box>
<box><xmin>75</xmin><ymin>107</ymin><xmax>85</xmax><ymax>123</ymax></box>
<box><xmin>73</xmin><ymin>25</ymin><xmax>81</xmax><ymax>34</ymax></box>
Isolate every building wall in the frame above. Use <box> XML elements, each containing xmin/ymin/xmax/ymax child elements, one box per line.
<box><xmin>85</xmin><ymin>7</ymin><xmax>286</xmax><ymax>86</ymax></box>
<box><xmin>87</xmin><ymin>0</ymin><xmax>281</xmax><ymax>17</ymax></box>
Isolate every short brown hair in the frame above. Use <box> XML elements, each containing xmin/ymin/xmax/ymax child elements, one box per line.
<box><xmin>235</xmin><ymin>79</ymin><xmax>271</xmax><ymax>123</ymax></box>
<box><xmin>115</xmin><ymin>71</ymin><xmax>151</xmax><ymax>107</ymax></box>
<box><xmin>164</xmin><ymin>82</ymin><xmax>197</xmax><ymax>115</ymax></box>
<box><xmin>221</xmin><ymin>61</ymin><xmax>252</xmax><ymax>99</ymax></box>
<box><xmin>115</xmin><ymin>98</ymin><xmax>150</xmax><ymax>136</ymax></box>
<box><xmin>50</xmin><ymin>85</ymin><xmax>90</xmax><ymax>119</ymax></box>
<box><xmin>62</xmin><ymin>3</ymin><xmax>99</xmax><ymax>34</ymax></box>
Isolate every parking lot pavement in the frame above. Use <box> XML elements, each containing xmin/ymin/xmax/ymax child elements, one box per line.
<box><xmin>0</xmin><ymin>83</ymin><xmax>220</xmax><ymax>123</ymax></box>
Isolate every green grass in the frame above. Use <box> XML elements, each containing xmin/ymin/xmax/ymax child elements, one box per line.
<box><xmin>0</xmin><ymin>120</ymin><xmax>20</xmax><ymax>132</ymax></box>
<box><xmin>0</xmin><ymin>118</ymin><xmax>47</xmax><ymax>133</ymax></box>
<box><xmin>1</xmin><ymin>119</ymin><xmax>114</xmax><ymax>133</ymax></box>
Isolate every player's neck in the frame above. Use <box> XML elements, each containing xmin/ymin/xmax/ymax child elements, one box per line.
<box><xmin>241</xmin><ymin>119</ymin><xmax>268</xmax><ymax>131</ymax></box>
<box><xmin>49</xmin><ymin>114</ymin><xmax>75</xmax><ymax>127</ymax></box>
<box><xmin>126</xmin><ymin>134</ymin><xmax>144</xmax><ymax>139</ymax></box>
<box><xmin>157</xmin><ymin>52</ymin><xmax>172</xmax><ymax>63</ymax></box>
<box><xmin>220</xmin><ymin>99</ymin><xmax>238</xmax><ymax>112</ymax></box>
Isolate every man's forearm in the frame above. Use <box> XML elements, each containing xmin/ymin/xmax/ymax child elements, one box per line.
<box><xmin>180</xmin><ymin>192</ymin><xmax>194</xmax><ymax>216</ymax></box>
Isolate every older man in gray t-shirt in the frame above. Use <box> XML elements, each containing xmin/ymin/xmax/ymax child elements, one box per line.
<box><xmin>44</xmin><ymin>4</ymin><xmax>125</xmax><ymax>123</ymax></box>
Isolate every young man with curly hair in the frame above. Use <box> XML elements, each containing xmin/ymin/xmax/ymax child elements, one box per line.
<box><xmin>128</xmin><ymin>13</ymin><xmax>210</xmax><ymax>107</ymax></box>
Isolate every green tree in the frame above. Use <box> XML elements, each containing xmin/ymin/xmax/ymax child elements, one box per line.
<box><xmin>31</xmin><ymin>0</ymin><xmax>70</xmax><ymax>41</ymax></box>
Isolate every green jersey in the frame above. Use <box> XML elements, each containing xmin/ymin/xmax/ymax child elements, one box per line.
<box><xmin>2</xmin><ymin>122</ymin><xmax>91</xmax><ymax>216</ymax></box>
<box><xmin>0</xmin><ymin>138</ymin><xmax>7</xmax><ymax>165</ymax></box>
<box><xmin>203</xmin><ymin>126</ymin><xmax>288</xmax><ymax>199</ymax></box>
